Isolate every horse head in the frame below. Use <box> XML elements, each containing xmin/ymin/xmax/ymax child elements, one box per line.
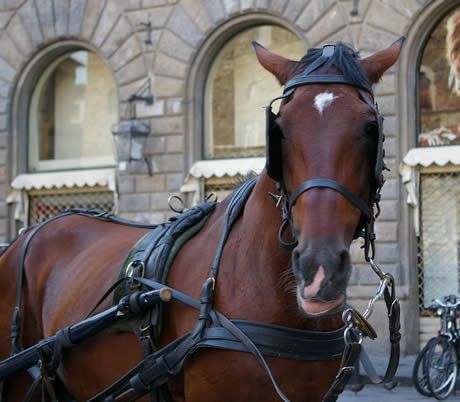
<box><xmin>254</xmin><ymin>40</ymin><xmax>403</xmax><ymax>318</ymax></box>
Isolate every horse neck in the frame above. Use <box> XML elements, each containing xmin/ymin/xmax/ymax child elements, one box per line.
<box><xmin>219</xmin><ymin>174</ymin><xmax>293</xmax><ymax>314</ymax></box>
<box><xmin>240</xmin><ymin>173</ymin><xmax>290</xmax><ymax>268</ymax></box>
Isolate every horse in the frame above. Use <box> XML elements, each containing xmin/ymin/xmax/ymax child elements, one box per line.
<box><xmin>0</xmin><ymin>38</ymin><xmax>403</xmax><ymax>401</ymax></box>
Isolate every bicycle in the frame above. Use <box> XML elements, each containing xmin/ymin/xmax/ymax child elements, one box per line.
<box><xmin>413</xmin><ymin>295</ymin><xmax>460</xmax><ymax>400</ymax></box>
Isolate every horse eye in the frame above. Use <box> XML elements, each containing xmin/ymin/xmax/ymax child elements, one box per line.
<box><xmin>364</xmin><ymin>121</ymin><xmax>378</xmax><ymax>137</ymax></box>
<box><xmin>274</xmin><ymin>119</ymin><xmax>286</xmax><ymax>138</ymax></box>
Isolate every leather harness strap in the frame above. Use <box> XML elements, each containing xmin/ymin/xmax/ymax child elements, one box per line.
<box><xmin>90</xmin><ymin>174</ymin><xmax>400</xmax><ymax>402</ymax></box>
<box><xmin>324</xmin><ymin>282</ymin><xmax>400</xmax><ymax>401</ymax></box>
<box><xmin>89</xmin><ymin>277</ymin><xmax>346</xmax><ymax>401</ymax></box>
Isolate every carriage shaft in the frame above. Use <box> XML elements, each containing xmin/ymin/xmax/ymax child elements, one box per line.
<box><xmin>0</xmin><ymin>288</ymin><xmax>170</xmax><ymax>378</ymax></box>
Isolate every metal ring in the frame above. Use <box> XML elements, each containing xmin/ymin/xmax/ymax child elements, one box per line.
<box><xmin>388</xmin><ymin>298</ymin><xmax>398</xmax><ymax>318</ymax></box>
<box><xmin>139</xmin><ymin>322</ymin><xmax>152</xmax><ymax>332</ymax></box>
<box><xmin>344</xmin><ymin>326</ymin><xmax>363</xmax><ymax>346</ymax></box>
<box><xmin>343</xmin><ymin>326</ymin><xmax>352</xmax><ymax>346</ymax></box>
<box><xmin>125</xmin><ymin>261</ymin><xmax>145</xmax><ymax>279</ymax></box>
<box><xmin>206</xmin><ymin>192</ymin><xmax>218</xmax><ymax>202</ymax></box>
<box><xmin>168</xmin><ymin>195</ymin><xmax>185</xmax><ymax>213</ymax></box>
<box><xmin>342</xmin><ymin>308</ymin><xmax>352</xmax><ymax>324</ymax></box>
<box><xmin>207</xmin><ymin>277</ymin><xmax>216</xmax><ymax>290</ymax></box>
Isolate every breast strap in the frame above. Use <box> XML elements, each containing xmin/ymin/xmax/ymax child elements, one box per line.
<box><xmin>89</xmin><ymin>275</ymin><xmax>346</xmax><ymax>402</ymax></box>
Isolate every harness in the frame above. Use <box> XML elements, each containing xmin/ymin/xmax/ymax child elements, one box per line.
<box><xmin>263</xmin><ymin>41</ymin><xmax>401</xmax><ymax>399</ymax></box>
<box><xmin>4</xmin><ymin>41</ymin><xmax>401</xmax><ymax>402</ymax></box>
<box><xmin>88</xmin><ymin>178</ymin><xmax>347</xmax><ymax>401</ymax></box>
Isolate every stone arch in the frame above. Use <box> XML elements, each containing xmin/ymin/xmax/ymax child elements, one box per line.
<box><xmin>170</xmin><ymin>3</ymin><xmax>308</xmax><ymax>170</ymax></box>
<box><xmin>0</xmin><ymin>0</ymin><xmax>151</xmax><ymax>87</ymax></box>
<box><xmin>4</xmin><ymin>0</ymin><xmax>151</xmax><ymax>178</ymax></box>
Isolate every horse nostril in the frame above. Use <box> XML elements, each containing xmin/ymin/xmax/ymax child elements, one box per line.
<box><xmin>337</xmin><ymin>250</ymin><xmax>350</xmax><ymax>274</ymax></box>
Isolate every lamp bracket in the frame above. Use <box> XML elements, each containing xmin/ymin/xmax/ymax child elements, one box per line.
<box><xmin>350</xmin><ymin>0</ymin><xmax>359</xmax><ymax>16</ymax></box>
<box><xmin>136</xmin><ymin>16</ymin><xmax>152</xmax><ymax>45</ymax></box>
<box><xmin>127</xmin><ymin>94</ymin><xmax>154</xmax><ymax>105</ymax></box>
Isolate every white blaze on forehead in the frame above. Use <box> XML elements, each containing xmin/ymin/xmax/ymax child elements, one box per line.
<box><xmin>313</xmin><ymin>91</ymin><xmax>339</xmax><ymax>115</ymax></box>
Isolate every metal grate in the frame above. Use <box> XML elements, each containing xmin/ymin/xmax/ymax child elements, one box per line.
<box><xmin>204</xmin><ymin>180</ymin><xmax>238</xmax><ymax>203</ymax></box>
<box><xmin>418</xmin><ymin>172</ymin><xmax>460</xmax><ymax>312</ymax></box>
<box><xmin>28</xmin><ymin>189</ymin><xmax>114</xmax><ymax>225</ymax></box>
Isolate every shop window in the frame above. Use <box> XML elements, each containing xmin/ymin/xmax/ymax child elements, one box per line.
<box><xmin>418</xmin><ymin>7</ymin><xmax>460</xmax><ymax>146</ymax></box>
<box><xmin>182</xmin><ymin>25</ymin><xmax>304</xmax><ymax>204</ymax></box>
<box><xmin>28</xmin><ymin>50</ymin><xmax>117</xmax><ymax>171</ymax></box>
<box><xmin>203</xmin><ymin>25</ymin><xmax>305</xmax><ymax>159</ymax></box>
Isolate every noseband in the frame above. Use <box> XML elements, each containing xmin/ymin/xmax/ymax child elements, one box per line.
<box><xmin>265</xmin><ymin>42</ymin><xmax>386</xmax><ymax>261</ymax></box>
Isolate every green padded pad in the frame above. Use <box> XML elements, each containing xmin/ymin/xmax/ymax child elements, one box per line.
<box><xmin>110</xmin><ymin>205</ymin><xmax>214</xmax><ymax>334</ymax></box>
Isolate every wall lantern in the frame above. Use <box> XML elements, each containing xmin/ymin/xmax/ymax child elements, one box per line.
<box><xmin>112</xmin><ymin>78</ymin><xmax>153</xmax><ymax>175</ymax></box>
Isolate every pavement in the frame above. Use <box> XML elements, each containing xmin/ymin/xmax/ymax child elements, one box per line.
<box><xmin>338</xmin><ymin>354</ymin><xmax>460</xmax><ymax>401</ymax></box>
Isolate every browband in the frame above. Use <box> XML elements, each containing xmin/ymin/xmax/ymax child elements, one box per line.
<box><xmin>284</xmin><ymin>75</ymin><xmax>374</xmax><ymax>97</ymax></box>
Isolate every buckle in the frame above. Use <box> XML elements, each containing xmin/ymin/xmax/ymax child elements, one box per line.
<box><xmin>343</xmin><ymin>308</ymin><xmax>377</xmax><ymax>340</ymax></box>
<box><xmin>125</xmin><ymin>260</ymin><xmax>145</xmax><ymax>279</ymax></box>
<box><xmin>322</xmin><ymin>41</ymin><xmax>336</xmax><ymax>57</ymax></box>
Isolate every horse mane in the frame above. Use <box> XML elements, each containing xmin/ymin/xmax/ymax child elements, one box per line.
<box><xmin>290</xmin><ymin>42</ymin><xmax>372</xmax><ymax>89</ymax></box>
<box><xmin>231</xmin><ymin>171</ymin><xmax>259</xmax><ymax>192</ymax></box>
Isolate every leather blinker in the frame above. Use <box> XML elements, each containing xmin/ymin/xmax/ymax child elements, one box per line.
<box><xmin>265</xmin><ymin>106</ymin><xmax>283</xmax><ymax>183</ymax></box>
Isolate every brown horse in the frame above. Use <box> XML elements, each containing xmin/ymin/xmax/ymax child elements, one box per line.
<box><xmin>0</xmin><ymin>39</ymin><xmax>403</xmax><ymax>401</ymax></box>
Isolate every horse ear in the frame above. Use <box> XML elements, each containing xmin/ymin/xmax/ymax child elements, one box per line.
<box><xmin>252</xmin><ymin>41</ymin><xmax>296</xmax><ymax>85</ymax></box>
<box><xmin>360</xmin><ymin>37</ymin><xmax>405</xmax><ymax>85</ymax></box>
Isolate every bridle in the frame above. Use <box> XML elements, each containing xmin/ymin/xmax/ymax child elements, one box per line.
<box><xmin>265</xmin><ymin>41</ymin><xmax>386</xmax><ymax>262</ymax></box>
<box><xmin>265</xmin><ymin>41</ymin><xmax>401</xmax><ymax>399</ymax></box>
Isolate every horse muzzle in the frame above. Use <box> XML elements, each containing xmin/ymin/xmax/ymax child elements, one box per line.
<box><xmin>293</xmin><ymin>244</ymin><xmax>351</xmax><ymax>317</ymax></box>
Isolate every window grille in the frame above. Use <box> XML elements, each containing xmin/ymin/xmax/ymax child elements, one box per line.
<box><xmin>418</xmin><ymin>172</ymin><xmax>460</xmax><ymax>312</ymax></box>
<box><xmin>28</xmin><ymin>188</ymin><xmax>114</xmax><ymax>225</ymax></box>
<box><xmin>204</xmin><ymin>179</ymin><xmax>238</xmax><ymax>202</ymax></box>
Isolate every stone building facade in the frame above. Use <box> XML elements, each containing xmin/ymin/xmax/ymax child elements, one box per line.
<box><xmin>0</xmin><ymin>0</ymin><xmax>459</xmax><ymax>356</ymax></box>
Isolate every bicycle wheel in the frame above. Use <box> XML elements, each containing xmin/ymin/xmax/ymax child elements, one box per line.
<box><xmin>412</xmin><ymin>337</ymin><xmax>435</xmax><ymax>396</ymax></box>
<box><xmin>426</xmin><ymin>335</ymin><xmax>458</xmax><ymax>400</ymax></box>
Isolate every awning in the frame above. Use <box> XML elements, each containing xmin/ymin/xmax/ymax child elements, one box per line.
<box><xmin>399</xmin><ymin>146</ymin><xmax>460</xmax><ymax>235</ymax></box>
<box><xmin>7</xmin><ymin>168</ymin><xmax>117</xmax><ymax>224</ymax></box>
<box><xmin>401</xmin><ymin>145</ymin><xmax>460</xmax><ymax>167</ymax></box>
<box><xmin>9</xmin><ymin>168</ymin><xmax>116</xmax><ymax>192</ymax></box>
<box><xmin>187</xmin><ymin>157</ymin><xmax>265</xmax><ymax>179</ymax></box>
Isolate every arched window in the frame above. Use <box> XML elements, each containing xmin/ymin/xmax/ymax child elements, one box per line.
<box><xmin>204</xmin><ymin>25</ymin><xmax>305</xmax><ymax>159</ymax></box>
<box><xmin>418</xmin><ymin>7</ymin><xmax>460</xmax><ymax>147</ymax></box>
<box><xmin>412</xmin><ymin>5</ymin><xmax>460</xmax><ymax>312</ymax></box>
<box><xmin>28</xmin><ymin>50</ymin><xmax>117</xmax><ymax>171</ymax></box>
